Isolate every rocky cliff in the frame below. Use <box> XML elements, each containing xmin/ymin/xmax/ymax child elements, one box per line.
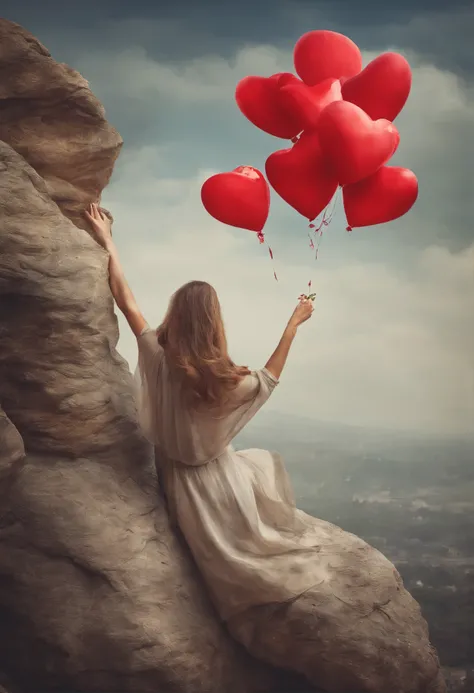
<box><xmin>0</xmin><ymin>18</ymin><xmax>446</xmax><ymax>693</ymax></box>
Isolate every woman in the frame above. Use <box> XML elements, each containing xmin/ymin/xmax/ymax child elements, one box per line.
<box><xmin>85</xmin><ymin>202</ymin><xmax>322</xmax><ymax>623</ymax></box>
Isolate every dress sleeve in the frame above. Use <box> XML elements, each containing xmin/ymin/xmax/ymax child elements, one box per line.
<box><xmin>254</xmin><ymin>367</ymin><xmax>279</xmax><ymax>400</ymax></box>
<box><xmin>133</xmin><ymin>325</ymin><xmax>164</xmax><ymax>443</ymax></box>
<box><xmin>221</xmin><ymin>366</ymin><xmax>279</xmax><ymax>442</ymax></box>
<box><xmin>136</xmin><ymin>324</ymin><xmax>163</xmax><ymax>363</ymax></box>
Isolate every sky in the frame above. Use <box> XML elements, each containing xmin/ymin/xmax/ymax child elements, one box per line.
<box><xmin>4</xmin><ymin>0</ymin><xmax>474</xmax><ymax>436</ymax></box>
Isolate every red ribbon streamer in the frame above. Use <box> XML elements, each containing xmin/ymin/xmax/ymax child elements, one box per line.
<box><xmin>257</xmin><ymin>231</ymin><xmax>278</xmax><ymax>281</ymax></box>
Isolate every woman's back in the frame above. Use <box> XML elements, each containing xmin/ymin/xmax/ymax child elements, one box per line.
<box><xmin>135</xmin><ymin>326</ymin><xmax>279</xmax><ymax>466</ymax></box>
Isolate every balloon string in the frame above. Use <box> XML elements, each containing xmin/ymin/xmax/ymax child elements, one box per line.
<box><xmin>257</xmin><ymin>231</ymin><xmax>278</xmax><ymax>282</ymax></box>
<box><xmin>303</xmin><ymin>188</ymin><xmax>340</xmax><ymax>298</ymax></box>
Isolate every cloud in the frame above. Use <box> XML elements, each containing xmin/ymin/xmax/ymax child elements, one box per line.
<box><xmin>371</xmin><ymin>5</ymin><xmax>474</xmax><ymax>79</ymax></box>
<box><xmin>390</xmin><ymin>56</ymin><xmax>474</xmax><ymax>251</ymax></box>
<box><xmin>76</xmin><ymin>42</ymin><xmax>290</xmax><ymax>111</ymax></box>
<box><xmin>102</xmin><ymin>144</ymin><xmax>474</xmax><ymax>437</ymax></box>
<box><xmin>24</xmin><ymin>2</ymin><xmax>473</xmax><ymax>80</ymax></box>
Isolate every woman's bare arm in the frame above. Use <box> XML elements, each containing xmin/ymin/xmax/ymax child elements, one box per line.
<box><xmin>84</xmin><ymin>203</ymin><xmax>147</xmax><ymax>338</ymax></box>
<box><xmin>265</xmin><ymin>323</ymin><xmax>298</xmax><ymax>380</ymax></box>
<box><xmin>104</xmin><ymin>239</ymin><xmax>147</xmax><ymax>337</ymax></box>
<box><xmin>264</xmin><ymin>298</ymin><xmax>314</xmax><ymax>380</ymax></box>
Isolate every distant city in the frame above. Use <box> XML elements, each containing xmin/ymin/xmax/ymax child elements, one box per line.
<box><xmin>236</xmin><ymin>410</ymin><xmax>474</xmax><ymax>691</ymax></box>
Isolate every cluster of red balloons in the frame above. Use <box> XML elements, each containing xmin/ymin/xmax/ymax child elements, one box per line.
<box><xmin>201</xmin><ymin>30</ymin><xmax>418</xmax><ymax>237</ymax></box>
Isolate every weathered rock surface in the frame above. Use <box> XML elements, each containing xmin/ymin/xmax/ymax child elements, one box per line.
<box><xmin>230</xmin><ymin>570</ymin><xmax>446</xmax><ymax>693</ymax></box>
<box><xmin>0</xmin><ymin>18</ymin><xmax>446</xmax><ymax>693</ymax></box>
<box><xmin>0</xmin><ymin>20</ymin><xmax>120</xmax><ymax>227</ymax></box>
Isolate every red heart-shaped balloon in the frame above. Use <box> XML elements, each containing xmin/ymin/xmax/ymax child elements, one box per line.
<box><xmin>317</xmin><ymin>101</ymin><xmax>400</xmax><ymax>185</ymax></box>
<box><xmin>201</xmin><ymin>166</ymin><xmax>270</xmax><ymax>233</ymax></box>
<box><xmin>265</xmin><ymin>132</ymin><xmax>338</xmax><ymax>221</ymax></box>
<box><xmin>235</xmin><ymin>73</ymin><xmax>302</xmax><ymax>139</ymax></box>
<box><xmin>294</xmin><ymin>30</ymin><xmax>362</xmax><ymax>87</ymax></box>
<box><xmin>343</xmin><ymin>166</ymin><xmax>418</xmax><ymax>228</ymax></box>
<box><xmin>279</xmin><ymin>78</ymin><xmax>342</xmax><ymax>132</ymax></box>
<box><xmin>342</xmin><ymin>52</ymin><xmax>412</xmax><ymax>122</ymax></box>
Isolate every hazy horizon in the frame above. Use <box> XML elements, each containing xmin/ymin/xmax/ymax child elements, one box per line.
<box><xmin>245</xmin><ymin>407</ymin><xmax>474</xmax><ymax>442</ymax></box>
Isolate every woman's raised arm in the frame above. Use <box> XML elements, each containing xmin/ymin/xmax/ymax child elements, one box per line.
<box><xmin>84</xmin><ymin>203</ymin><xmax>147</xmax><ymax>338</ymax></box>
<box><xmin>264</xmin><ymin>298</ymin><xmax>314</xmax><ymax>380</ymax></box>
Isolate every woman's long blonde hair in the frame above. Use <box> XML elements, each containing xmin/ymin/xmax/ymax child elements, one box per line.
<box><xmin>157</xmin><ymin>281</ymin><xmax>250</xmax><ymax>407</ymax></box>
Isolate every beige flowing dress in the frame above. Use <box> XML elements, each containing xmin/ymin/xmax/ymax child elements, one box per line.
<box><xmin>135</xmin><ymin>325</ymin><xmax>329</xmax><ymax>621</ymax></box>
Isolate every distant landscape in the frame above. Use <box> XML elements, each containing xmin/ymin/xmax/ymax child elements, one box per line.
<box><xmin>236</xmin><ymin>410</ymin><xmax>474</xmax><ymax>690</ymax></box>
